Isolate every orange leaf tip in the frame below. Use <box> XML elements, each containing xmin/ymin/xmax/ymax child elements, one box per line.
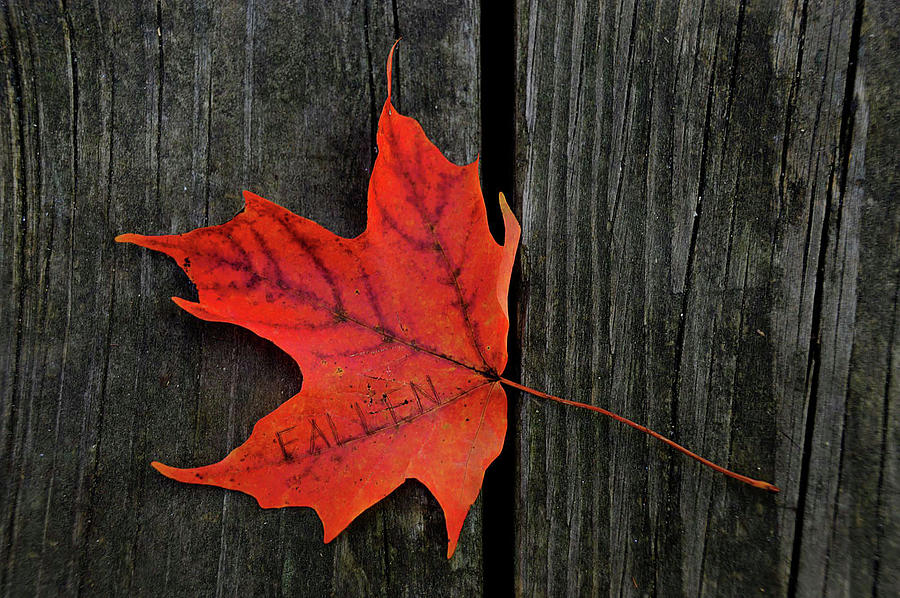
<box><xmin>151</xmin><ymin>461</ymin><xmax>188</xmax><ymax>481</ymax></box>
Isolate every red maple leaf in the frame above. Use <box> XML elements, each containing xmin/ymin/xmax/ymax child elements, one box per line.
<box><xmin>118</xmin><ymin>42</ymin><xmax>518</xmax><ymax>558</ymax></box>
<box><xmin>118</xmin><ymin>42</ymin><xmax>776</xmax><ymax>559</ymax></box>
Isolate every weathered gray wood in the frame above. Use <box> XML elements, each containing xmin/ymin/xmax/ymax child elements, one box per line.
<box><xmin>0</xmin><ymin>1</ymin><xmax>480</xmax><ymax>595</ymax></box>
<box><xmin>834</xmin><ymin>2</ymin><xmax>900</xmax><ymax>596</ymax></box>
<box><xmin>513</xmin><ymin>0</ymin><xmax>896</xmax><ymax>596</ymax></box>
<box><xmin>3</xmin><ymin>0</ymin><xmax>897</xmax><ymax>596</ymax></box>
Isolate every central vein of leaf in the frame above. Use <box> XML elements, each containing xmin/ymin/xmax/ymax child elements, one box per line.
<box><xmin>332</xmin><ymin>306</ymin><xmax>497</xmax><ymax>380</ymax></box>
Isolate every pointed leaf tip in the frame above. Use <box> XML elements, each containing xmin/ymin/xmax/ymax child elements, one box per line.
<box><xmin>447</xmin><ymin>538</ymin><xmax>458</xmax><ymax>559</ymax></box>
<box><xmin>151</xmin><ymin>460</ymin><xmax>182</xmax><ymax>479</ymax></box>
<box><xmin>242</xmin><ymin>189</ymin><xmax>265</xmax><ymax>207</ymax></box>
<box><xmin>170</xmin><ymin>297</ymin><xmax>222</xmax><ymax>323</ymax></box>
<box><xmin>152</xmin><ymin>460</ymin><xmax>209</xmax><ymax>485</ymax></box>
<box><xmin>499</xmin><ymin>193</ymin><xmax>521</xmax><ymax>246</ymax></box>
<box><xmin>386</xmin><ymin>38</ymin><xmax>401</xmax><ymax>102</ymax></box>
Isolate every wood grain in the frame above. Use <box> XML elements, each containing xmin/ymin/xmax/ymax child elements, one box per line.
<box><xmin>513</xmin><ymin>0</ymin><xmax>896</xmax><ymax>596</ymax></box>
<box><xmin>0</xmin><ymin>1</ymin><xmax>480</xmax><ymax>595</ymax></box>
<box><xmin>1</xmin><ymin>0</ymin><xmax>896</xmax><ymax>596</ymax></box>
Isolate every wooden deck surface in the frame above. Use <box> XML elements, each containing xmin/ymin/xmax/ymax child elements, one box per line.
<box><xmin>1</xmin><ymin>1</ymin><xmax>896</xmax><ymax>596</ymax></box>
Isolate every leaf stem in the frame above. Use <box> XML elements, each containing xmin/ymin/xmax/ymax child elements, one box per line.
<box><xmin>498</xmin><ymin>377</ymin><xmax>779</xmax><ymax>493</ymax></box>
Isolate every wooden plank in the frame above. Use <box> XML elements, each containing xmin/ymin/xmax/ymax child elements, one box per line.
<box><xmin>3</xmin><ymin>0</ymin><xmax>896</xmax><ymax>595</ymax></box>
<box><xmin>513</xmin><ymin>0</ymin><xmax>895</xmax><ymax>596</ymax></box>
<box><xmin>829</xmin><ymin>1</ymin><xmax>900</xmax><ymax>596</ymax></box>
<box><xmin>0</xmin><ymin>1</ymin><xmax>481</xmax><ymax>595</ymax></box>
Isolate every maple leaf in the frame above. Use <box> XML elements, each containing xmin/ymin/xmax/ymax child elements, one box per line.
<box><xmin>118</xmin><ymin>42</ymin><xmax>777</xmax><ymax>559</ymax></box>
<box><xmin>117</xmin><ymin>42</ymin><xmax>518</xmax><ymax>558</ymax></box>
